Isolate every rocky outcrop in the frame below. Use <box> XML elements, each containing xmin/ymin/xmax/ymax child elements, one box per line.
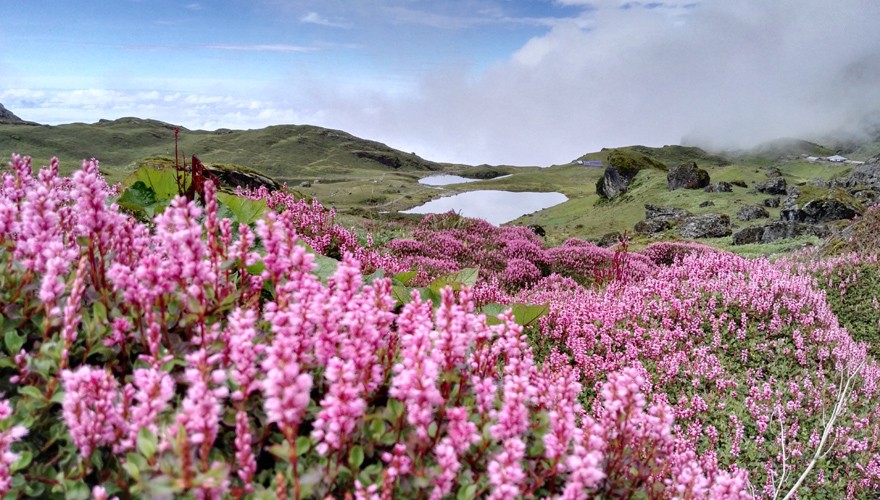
<box><xmin>755</xmin><ymin>176</ymin><xmax>787</xmax><ymax>195</ymax></box>
<box><xmin>634</xmin><ymin>205</ymin><xmax>691</xmax><ymax>234</ymax></box>
<box><xmin>731</xmin><ymin>226</ymin><xmax>764</xmax><ymax>245</ymax></box>
<box><xmin>596</xmin><ymin>166</ymin><xmax>629</xmax><ymax>199</ymax></box>
<box><xmin>678</xmin><ymin>214</ymin><xmax>731</xmax><ymax>239</ymax></box>
<box><xmin>668</xmin><ymin>162</ymin><xmax>710</xmax><ymax>191</ymax></box>
<box><xmin>0</xmin><ymin>103</ymin><xmax>22</xmax><ymax>123</ymax></box>
<box><xmin>730</xmin><ymin>180</ymin><xmax>748</xmax><ymax>188</ymax></box>
<box><xmin>731</xmin><ymin>221</ymin><xmax>831</xmax><ymax>246</ymax></box>
<box><xmin>736</xmin><ymin>205</ymin><xmax>769</xmax><ymax>221</ymax></box>
<box><xmin>763</xmin><ymin>197</ymin><xmax>780</xmax><ymax>208</ymax></box>
<box><xmin>847</xmin><ymin>161</ymin><xmax>880</xmax><ymax>188</ymax></box>
<box><xmin>781</xmin><ymin>186</ymin><xmax>862</xmax><ymax>223</ymax></box>
<box><xmin>704</xmin><ymin>181</ymin><xmax>732</xmax><ymax>193</ymax></box>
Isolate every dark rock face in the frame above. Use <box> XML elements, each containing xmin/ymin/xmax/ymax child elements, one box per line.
<box><xmin>760</xmin><ymin>221</ymin><xmax>830</xmax><ymax>243</ymax></box>
<box><xmin>730</xmin><ymin>180</ymin><xmax>748</xmax><ymax>188</ymax></box>
<box><xmin>596</xmin><ymin>166</ymin><xmax>629</xmax><ymax>199</ymax></box>
<box><xmin>736</xmin><ymin>205</ymin><xmax>770</xmax><ymax>221</ymax></box>
<box><xmin>528</xmin><ymin>224</ymin><xmax>546</xmax><ymax>238</ymax></box>
<box><xmin>781</xmin><ymin>186</ymin><xmax>862</xmax><ymax>223</ymax></box>
<box><xmin>732</xmin><ymin>226</ymin><xmax>764</xmax><ymax>245</ymax></box>
<box><xmin>678</xmin><ymin>214</ymin><xmax>732</xmax><ymax>239</ymax></box>
<box><xmin>633</xmin><ymin>204</ymin><xmax>691</xmax><ymax>234</ymax></box>
<box><xmin>597</xmin><ymin>231</ymin><xmax>622</xmax><ymax>247</ymax></box>
<box><xmin>755</xmin><ymin>177</ymin><xmax>788</xmax><ymax>195</ymax></box>
<box><xmin>668</xmin><ymin>162</ymin><xmax>710</xmax><ymax>191</ymax></box>
<box><xmin>847</xmin><ymin>161</ymin><xmax>880</xmax><ymax>187</ymax></box>
<box><xmin>763</xmin><ymin>197</ymin><xmax>781</xmax><ymax>208</ymax></box>
<box><xmin>699</xmin><ymin>200</ymin><xmax>715</xmax><ymax>207</ymax></box>
<box><xmin>0</xmin><ymin>103</ymin><xmax>23</xmax><ymax>123</ymax></box>
<box><xmin>704</xmin><ymin>181</ymin><xmax>732</xmax><ymax>193</ymax></box>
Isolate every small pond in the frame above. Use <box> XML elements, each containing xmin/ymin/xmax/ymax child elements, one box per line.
<box><xmin>418</xmin><ymin>174</ymin><xmax>512</xmax><ymax>186</ymax></box>
<box><xmin>401</xmin><ymin>190</ymin><xmax>567</xmax><ymax>225</ymax></box>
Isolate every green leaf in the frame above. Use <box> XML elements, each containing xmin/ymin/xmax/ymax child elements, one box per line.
<box><xmin>457</xmin><ymin>483</ymin><xmax>478</xmax><ymax>500</ymax></box>
<box><xmin>392</xmin><ymin>285</ymin><xmax>414</xmax><ymax>305</ymax></box>
<box><xmin>92</xmin><ymin>302</ymin><xmax>108</xmax><ymax>323</ymax></box>
<box><xmin>4</xmin><ymin>329</ymin><xmax>25</xmax><ymax>355</ymax></box>
<box><xmin>129</xmin><ymin>167</ymin><xmax>183</xmax><ymax>201</ymax></box>
<box><xmin>312</xmin><ymin>254</ymin><xmax>339</xmax><ymax>283</ymax></box>
<box><xmin>368</xmin><ymin>419</ymin><xmax>386</xmax><ymax>441</ymax></box>
<box><xmin>122</xmin><ymin>461</ymin><xmax>141</xmax><ymax>481</ymax></box>
<box><xmin>11</xmin><ymin>449</ymin><xmax>32</xmax><ymax>472</ymax></box>
<box><xmin>268</xmin><ymin>441</ymin><xmax>292</xmax><ymax>462</ymax></box>
<box><xmin>429</xmin><ymin>267</ymin><xmax>480</xmax><ymax>293</ymax></box>
<box><xmin>296</xmin><ymin>436</ymin><xmax>311</xmax><ymax>457</ymax></box>
<box><xmin>116</xmin><ymin>181</ymin><xmax>158</xmax><ymax>213</ymax></box>
<box><xmin>388</xmin><ymin>399</ymin><xmax>405</xmax><ymax>420</ymax></box>
<box><xmin>511</xmin><ymin>303</ymin><xmax>550</xmax><ymax>327</ymax></box>
<box><xmin>364</xmin><ymin>269</ymin><xmax>385</xmax><ymax>285</ymax></box>
<box><xmin>137</xmin><ymin>428</ymin><xmax>158</xmax><ymax>460</ymax></box>
<box><xmin>349</xmin><ymin>445</ymin><xmax>364</xmax><ymax>469</ymax></box>
<box><xmin>216</xmin><ymin>192</ymin><xmax>267</xmax><ymax>225</ymax></box>
<box><xmin>18</xmin><ymin>386</ymin><xmax>43</xmax><ymax>401</ymax></box>
<box><xmin>392</xmin><ymin>270</ymin><xmax>418</xmax><ymax>285</ymax></box>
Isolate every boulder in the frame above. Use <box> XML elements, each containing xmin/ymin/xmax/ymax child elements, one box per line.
<box><xmin>645</xmin><ymin>204</ymin><xmax>690</xmax><ymax>220</ymax></box>
<box><xmin>634</xmin><ymin>205</ymin><xmax>691</xmax><ymax>235</ymax></box>
<box><xmin>597</xmin><ymin>231</ymin><xmax>622</xmax><ymax>247</ymax></box>
<box><xmin>755</xmin><ymin>177</ymin><xmax>787</xmax><ymax>195</ymax></box>
<box><xmin>731</xmin><ymin>226</ymin><xmax>764</xmax><ymax>245</ymax></box>
<box><xmin>760</xmin><ymin>221</ymin><xmax>830</xmax><ymax>243</ymax></box>
<box><xmin>730</xmin><ymin>180</ymin><xmax>748</xmax><ymax>188</ymax></box>
<box><xmin>668</xmin><ymin>162</ymin><xmax>710</xmax><ymax>191</ymax></box>
<box><xmin>699</xmin><ymin>201</ymin><xmax>715</xmax><ymax>207</ymax></box>
<box><xmin>762</xmin><ymin>197</ymin><xmax>780</xmax><ymax>208</ymax></box>
<box><xmin>678</xmin><ymin>214</ymin><xmax>732</xmax><ymax>239</ymax></box>
<box><xmin>704</xmin><ymin>181</ymin><xmax>732</xmax><ymax>193</ymax></box>
<box><xmin>781</xmin><ymin>186</ymin><xmax>862</xmax><ymax>223</ymax></box>
<box><xmin>528</xmin><ymin>224</ymin><xmax>546</xmax><ymax>238</ymax></box>
<box><xmin>596</xmin><ymin>166</ymin><xmax>629</xmax><ymax>199</ymax></box>
<box><xmin>847</xmin><ymin>161</ymin><xmax>880</xmax><ymax>188</ymax></box>
<box><xmin>736</xmin><ymin>205</ymin><xmax>770</xmax><ymax>221</ymax></box>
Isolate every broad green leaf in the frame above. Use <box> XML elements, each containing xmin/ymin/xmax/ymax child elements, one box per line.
<box><xmin>457</xmin><ymin>483</ymin><xmax>478</xmax><ymax>500</ymax></box>
<box><xmin>128</xmin><ymin>167</ymin><xmax>184</xmax><ymax>201</ymax></box>
<box><xmin>4</xmin><ymin>329</ymin><xmax>25</xmax><ymax>355</ymax></box>
<box><xmin>296</xmin><ymin>436</ymin><xmax>311</xmax><ymax>457</ymax></box>
<box><xmin>392</xmin><ymin>270</ymin><xmax>418</xmax><ymax>285</ymax></box>
<box><xmin>137</xmin><ymin>428</ymin><xmax>158</xmax><ymax>460</ymax></box>
<box><xmin>368</xmin><ymin>419</ymin><xmax>386</xmax><ymax>441</ymax></box>
<box><xmin>349</xmin><ymin>445</ymin><xmax>364</xmax><ymax>469</ymax></box>
<box><xmin>268</xmin><ymin>441</ymin><xmax>292</xmax><ymax>462</ymax></box>
<box><xmin>116</xmin><ymin>181</ymin><xmax>158</xmax><ymax>213</ymax></box>
<box><xmin>392</xmin><ymin>285</ymin><xmax>414</xmax><ymax>305</ymax></box>
<box><xmin>216</xmin><ymin>192</ymin><xmax>267</xmax><ymax>225</ymax></box>
<box><xmin>18</xmin><ymin>386</ymin><xmax>43</xmax><ymax>401</ymax></box>
<box><xmin>511</xmin><ymin>303</ymin><xmax>550</xmax><ymax>327</ymax></box>
<box><xmin>11</xmin><ymin>449</ymin><xmax>32</xmax><ymax>472</ymax></box>
<box><xmin>312</xmin><ymin>254</ymin><xmax>339</xmax><ymax>283</ymax></box>
<box><xmin>429</xmin><ymin>267</ymin><xmax>479</xmax><ymax>293</ymax></box>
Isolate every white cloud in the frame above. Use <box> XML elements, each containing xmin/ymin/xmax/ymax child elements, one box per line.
<box><xmin>300</xmin><ymin>11</ymin><xmax>351</xmax><ymax>28</ymax></box>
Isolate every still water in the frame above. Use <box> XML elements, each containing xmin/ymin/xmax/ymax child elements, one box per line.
<box><xmin>418</xmin><ymin>174</ymin><xmax>512</xmax><ymax>186</ymax></box>
<box><xmin>401</xmin><ymin>190</ymin><xmax>567</xmax><ymax>225</ymax></box>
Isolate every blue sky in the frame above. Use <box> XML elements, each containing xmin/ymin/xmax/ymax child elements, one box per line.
<box><xmin>2</xmin><ymin>0</ymin><xmax>880</xmax><ymax>165</ymax></box>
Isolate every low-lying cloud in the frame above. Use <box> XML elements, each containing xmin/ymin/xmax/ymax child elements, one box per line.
<box><xmin>312</xmin><ymin>0</ymin><xmax>880</xmax><ymax>164</ymax></box>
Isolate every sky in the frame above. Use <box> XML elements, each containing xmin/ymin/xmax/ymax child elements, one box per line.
<box><xmin>2</xmin><ymin>0</ymin><xmax>880</xmax><ymax>166</ymax></box>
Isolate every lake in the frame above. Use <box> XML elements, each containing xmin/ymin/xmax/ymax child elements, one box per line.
<box><xmin>418</xmin><ymin>174</ymin><xmax>512</xmax><ymax>186</ymax></box>
<box><xmin>401</xmin><ymin>190</ymin><xmax>567</xmax><ymax>225</ymax></box>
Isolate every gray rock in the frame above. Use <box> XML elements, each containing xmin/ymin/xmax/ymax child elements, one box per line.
<box><xmin>731</xmin><ymin>226</ymin><xmax>764</xmax><ymax>245</ymax></box>
<box><xmin>763</xmin><ymin>197</ymin><xmax>781</xmax><ymax>208</ymax></box>
<box><xmin>730</xmin><ymin>180</ymin><xmax>748</xmax><ymax>188</ymax></box>
<box><xmin>597</xmin><ymin>231</ymin><xmax>622</xmax><ymax>247</ymax></box>
<box><xmin>781</xmin><ymin>186</ymin><xmax>861</xmax><ymax>223</ymax></box>
<box><xmin>807</xmin><ymin>178</ymin><xmax>830</xmax><ymax>188</ymax></box>
<box><xmin>597</xmin><ymin>166</ymin><xmax>629</xmax><ymax>199</ymax></box>
<box><xmin>736</xmin><ymin>204</ymin><xmax>770</xmax><ymax>221</ymax></box>
<box><xmin>668</xmin><ymin>162</ymin><xmax>710</xmax><ymax>191</ymax></box>
<box><xmin>759</xmin><ymin>221</ymin><xmax>831</xmax><ymax>243</ymax></box>
<box><xmin>755</xmin><ymin>177</ymin><xmax>788</xmax><ymax>195</ymax></box>
<box><xmin>699</xmin><ymin>200</ymin><xmax>715</xmax><ymax>207</ymax></box>
<box><xmin>847</xmin><ymin>161</ymin><xmax>880</xmax><ymax>188</ymax></box>
<box><xmin>704</xmin><ymin>181</ymin><xmax>732</xmax><ymax>193</ymax></box>
<box><xmin>645</xmin><ymin>204</ymin><xmax>690</xmax><ymax>220</ymax></box>
<box><xmin>854</xmin><ymin>189</ymin><xmax>879</xmax><ymax>204</ymax></box>
<box><xmin>678</xmin><ymin>214</ymin><xmax>732</xmax><ymax>239</ymax></box>
<box><xmin>634</xmin><ymin>204</ymin><xmax>691</xmax><ymax>234</ymax></box>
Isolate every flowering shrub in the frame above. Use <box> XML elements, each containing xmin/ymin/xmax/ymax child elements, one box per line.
<box><xmin>0</xmin><ymin>155</ymin><xmax>754</xmax><ymax>498</ymax></box>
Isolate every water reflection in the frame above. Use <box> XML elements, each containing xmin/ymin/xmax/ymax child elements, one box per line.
<box><xmin>418</xmin><ymin>174</ymin><xmax>512</xmax><ymax>186</ymax></box>
<box><xmin>401</xmin><ymin>190</ymin><xmax>567</xmax><ymax>225</ymax></box>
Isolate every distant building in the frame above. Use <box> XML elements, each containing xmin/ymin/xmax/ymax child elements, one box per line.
<box><xmin>574</xmin><ymin>160</ymin><xmax>602</xmax><ymax>166</ymax></box>
<box><xmin>826</xmin><ymin>155</ymin><xmax>847</xmax><ymax>162</ymax></box>
<box><xmin>805</xmin><ymin>156</ymin><xmax>819</xmax><ymax>162</ymax></box>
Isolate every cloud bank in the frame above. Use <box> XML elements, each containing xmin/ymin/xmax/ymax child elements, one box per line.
<box><xmin>317</xmin><ymin>0</ymin><xmax>880</xmax><ymax>164</ymax></box>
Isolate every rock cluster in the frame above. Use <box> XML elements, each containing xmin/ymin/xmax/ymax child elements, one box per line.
<box><xmin>667</xmin><ymin>162</ymin><xmax>710</xmax><ymax>191</ymax></box>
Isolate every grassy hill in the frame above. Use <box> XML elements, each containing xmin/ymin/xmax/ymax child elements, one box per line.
<box><xmin>0</xmin><ymin>111</ymin><xmax>868</xmax><ymax>256</ymax></box>
<box><xmin>0</xmin><ymin>117</ymin><xmax>446</xmax><ymax>185</ymax></box>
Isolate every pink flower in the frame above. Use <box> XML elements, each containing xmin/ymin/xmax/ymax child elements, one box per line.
<box><xmin>61</xmin><ymin>366</ymin><xmax>124</xmax><ymax>458</ymax></box>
